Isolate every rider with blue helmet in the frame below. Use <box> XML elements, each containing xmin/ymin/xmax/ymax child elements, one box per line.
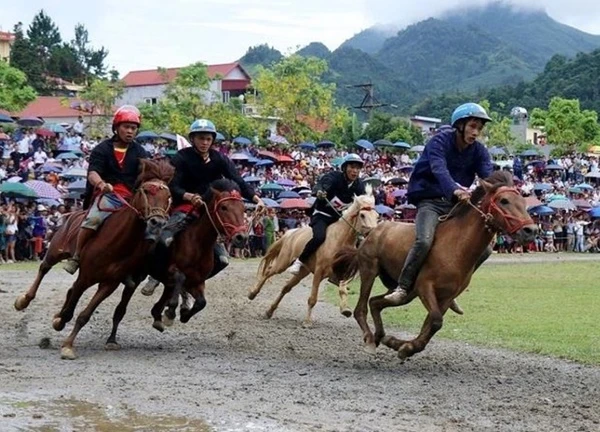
<box><xmin>288</xmin><ymin>153</ymin><xmax>366</xmax><ymax>275</ymax></box>
<box><xmin>385</xmin><ymin>103</ymin><xmax>494</xmax><ymax>307</ymax></box>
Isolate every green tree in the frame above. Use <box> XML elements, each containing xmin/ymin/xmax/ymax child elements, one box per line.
<box><xmin>0</xmin><ymin>60</ymin><xmax>37</xmax><ymax>111</ymax></box>
<box><xmin>70</xmin><ymin>23</ymin><xmax>108</xmax><ymax>80</ymax></box>
<box><xmin>9</xmin><ymin>22</ymin><xmax>46</xmax><ymax>92</ymax></box>
<box><xmin>479</xmin><ymin>99</ymin><xmax>516</xmax><ymax>147</ymax></box>
<box><xmin>253</xmin><ymin>55</ymin><xmax>337</xmax><ymax>144</ymax></box>
<box><xmin>27</xmin><ymin>10</ymin><xmax>61</xmax><ymax>54</ymax></box>
<box><xmin>75</xmin><ymin>78</ymin><xmax>124</xmax><ymax>135</ymax></box>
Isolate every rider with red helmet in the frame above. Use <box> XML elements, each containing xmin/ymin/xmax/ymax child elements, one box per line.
<box><xmin>63</xmin><ymin>105</ymin><xmax>149</xmax><ymax>275</ymax></box>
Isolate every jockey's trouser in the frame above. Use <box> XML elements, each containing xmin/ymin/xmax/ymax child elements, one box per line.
<box><xmin>298</xmin><ymin>214</ymin><xmax>333</xmax><ymax>263</ymax></box>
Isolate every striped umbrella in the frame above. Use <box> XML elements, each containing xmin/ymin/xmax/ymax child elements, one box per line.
<box><xmin>24</xmin><ymin>180</ymin><xmax>62</xmax><ymax>199</ymax></box>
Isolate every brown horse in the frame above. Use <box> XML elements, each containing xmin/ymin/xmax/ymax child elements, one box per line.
<box><xmin>332</xmin><ymin>171</ymin><xmax>537</xmax><ymax>360</ymax></box>
<box><xmin>248</xmin><ymin>190</ymin><xmax>379</xmax><ymax>327</ymax></box>
<box><xmin>137</xmin><ymin>179</ymin><xmax>248</xmax><ymax>332</ymax></box>
<box><xmin>14</xmin><ymin>159</ymin><xmax>174</xmax><ymax>360</ymax></box>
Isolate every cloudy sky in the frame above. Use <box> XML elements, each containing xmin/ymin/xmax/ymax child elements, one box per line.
<box><xmin>2</xmin><ymin>0</ymin><xmax>600</xmax><ymax>76</ymax></box>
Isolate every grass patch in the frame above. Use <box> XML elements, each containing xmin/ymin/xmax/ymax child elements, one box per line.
<box><xmin>0</xmin><ymin>262</ymin><xmax>41</xmax><ymax>272</ymax></box>
<box><xmin>325</xmin><ymin>262</ymin><xmax>600</xmax><ymax>365</ymax></box>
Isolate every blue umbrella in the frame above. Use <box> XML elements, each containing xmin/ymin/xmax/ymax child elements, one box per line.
<box><xmin>243</xmin><ymin>175</ymin><xmax>261</xmax><ymax>183</ymax></box>
<box><xmin>375</xmin><ymin>204</ymin><xmax>394</xmax><ymax>215</ymax></box>
<box><xmin>299</xmin><ymin>142</ymin><xmax>316</xmax><ymax>151</ymax></box>
<box><xmin>374</xmin><ymin>139</ymin><xmax>394</xmax><ymax>147</ymax></box>
<box><xmin>17</xmin><ymin>116</ymin><xmax>44</xmax><ymax>127</ymax></box>
<box><xmin>0</xmin><ymin>113</ymin><xmax>14</xmax><ymax>123</ymax></box>
<box><xmin>393</xmin><ymin>141</ymin><xmax>411</xmax><ymax>149</ymax></box>
<box><xmin>278</xmin><ymin>190</ymin><xmax>301</xmax><ymax>199</ymax></box>
<box><xmin>230</xmin><ymin>152</ymin><xmax>250</xmax><ymax>161</ymax></box>
<box><xmin>247</xmin><ymin>157</ymin><xmax>261</xmax><ymax>164</ymax></box>
<box><xmin>316</xmin><ymin>140</ymin><xmax>335</xmax><ymax>148</ymax></box>
<box><xmin>589</xmin><ymin>207</ymin><xmax>600</xmax><ymax>218</ymax></box>
<box><xmin>39</xmin><ymin>163</ymin><xmax>63</xmax><ymax>173</ymax></box>
<box><xmin>61</xmin><ymin>167</ymin><xmax>87</xmax><ymax>178</ymax></box>
<box><xmin>545</xmin><ymin>164</ymin><xmax>564</xmax><ymax>170</ymax></box>
<box><xmin>528</xmin><ymin>205</ymin><xmax>555</xmax><ymax>216</ymax></box>
<box><xmin>215</xmin><ymin>132</ymin><xmax>225</xmax><ymax>141</ymax></box>
<box><xmin>521</xmin><ymin>149</ymin><xmax>540</xmax><ymax>157</ymax></box>
<box><xmin>409</xmin><ymin>145</ymin><xmax>425</xmax><ymax>152</ymax></box>
<box><xmin>277</xmin><ymin>178</ymin><xmax>296</xmax><ymax>187</ymax></box>
<box><xmin>36</xmin><ymin>198</ymin><xmax>61</xmax><ymax>207</ymax></box>
<box><xmin>233</xmin><ymin>136</ymin><xmax>251</xmax><ymax>145</ymax></box>
<box><xmin>160</xmin><ymin>132</ymin><xmax>177</xmax><ymax>142</ymax></box>
<box><xmin>533</xmin><ymin>183</ymin><xmax>553</xmax><ymax>191</ymax></box>
<box><xmin>256</xmin><ymin>159</ymin><xmax>274</xmax><ymax>167</ymax></box>
<box><xmin>488</xmin><ymin>147</ymin><xmax>506</xmax><ymax>156</ymax></box>
<box><xmin>67</xmin><ymin>179</ymin><xmax>87</xmax><ymax>192</ymax></box>
<box><xmin>57</xmin><ymin>144</ymin><xmax>83</xmax><ymax>154</ymax></box>
<box><xmin>575</xmin><ymin>183</ymin><xmax>594</xmax><ymax>190</ymax></box>
<box><xmin>262</xmin><ymin>198</ymin><xmax>280</xmax><ymax>208</ymax></box>
<box><xmin>47</xmin><ymin>123</ymin><xmax>67</xmax><ymax>133</ymax></box>
<box><xmin>356</xmin><ymin>139</ymin><xmax>374</xmax><ymax>151</ymax></box>
<box><xmin>137</xmin><ymin>130</ymin><xmax>159</xmax><ymax>139</ymax></box>
<box><xmin>56</xmin><ymin>152</ymin><xmax>80</xmax><ymax>160</ymax></box>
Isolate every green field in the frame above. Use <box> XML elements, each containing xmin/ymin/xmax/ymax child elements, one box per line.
<box><xmin>326</xmin><ymin>262</ymin><xmax>600</xmax><ymax>365</ymax></box>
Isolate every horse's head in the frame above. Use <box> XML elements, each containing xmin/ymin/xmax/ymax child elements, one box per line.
<box><xmin>477</xmin><ymin>171</ymin><xmax>538</xmax><ymax>243</ymax></box>
<box><xmin>202</xmin><ymin>179</ymin><xmax>248</xmax><ymax>248</ymax></box>
<box><xmin>132</xmin><ymin>159</ymin><xmax>175</xmax><ymax>239</ymax></box>
<box><xmin>343</xmin><ymin>183</ymin><xmax>379</xmax><ymax>236</ymax></box>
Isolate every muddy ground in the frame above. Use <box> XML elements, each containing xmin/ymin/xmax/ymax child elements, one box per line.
<box><xmin>0</xmin><ymin>255</ymin><xmax>599</xmax><ymax>431</ymax></box>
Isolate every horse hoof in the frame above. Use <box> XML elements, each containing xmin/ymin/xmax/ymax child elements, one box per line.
<box><xmin>105</xmin><ymin>342</ymin><xmax>121</xmax><ymax>351</ymax></box>
<box><xmin>261</xmin><ymin>311</ymin><xmax>273</xmax><ymax>320</ymax></box>
<box><xmin>152</xmin><ymin>320</ymin><xmax>165</xmax><ymax>333</ymax></box>
<box><xmin>340</xmin><ymin>308</ymin><xmax>352</xmax><ymax>318</ymax></box>
<box><xmin>163</xmin><ymin>315</ymin><xmax>174</xmax><ymax>327</ymax></box>
<box><xmin>60</xmin><ymin>347</ymin><xmax>77</xmax><ymax>360</ymax></box>
<box><xmin>52</xmin><ymin>317</ymin><xmax>65</xmax><ymax>332</ymax></box>
<box><xmin>14</xmin><ymin>295</ymin><xmax>30</xmax><ymax>311</ymax></box>
<box><xmin>398</xmin><ymin>343</ymin><xmax>413</xmax><ymax>360</ymax></box>
<box><xmin>363</xmin><ymin>343</ymin><xmax>377</xmax><ymax>355</ymax></box>
<box><xmin>380</xmin><ymin>335</ymin><xmax>392</xmax><ymax>346</ymax></box>
<box><xmin>301</xmin><ymin>320</ymin><xmax>313</xmax><ymax>329</ymax></box>
<box><xmin>248</xmin><ymin>291</ymin><xmax>258</xmax><ymax>300</ymax></box>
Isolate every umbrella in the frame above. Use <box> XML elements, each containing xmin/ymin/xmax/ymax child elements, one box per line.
<box><xmin>64</xmin><ymin>191</ymin><xmax>84</xmax><ymax>200</ymax></box>
<box><xmin>572</xmin><ymin>199</ymin><xmax>592</xmax><ymax>209</ymax></box>
<box><xmin>0</xmin><ymin>182</ymin><xmax>38</xmax><ymax>198</ymax></box>
<box><xmin>589</xmin><ymin>207</ymin><xmax>600</xmax><ymax>218</ymax></box>
<box><xmin>57</xmin><ymin>144</ymin><xmax>83</xmax><ymax>154</ymax></box>
<box><xmin>56</xmin><ymin>152</ymin><xmax>80</xmax><ymax>160</ymax></box>
<box><xmin>355</xmin><ymin>139</ymin><xmax>374</xmax><ymax>151</ymax></box>
<box><xmin>256</xmin><ymin>159</ymin><xmax>274</xmax><ymax>167</ymax></box>
<box><xmin>393</xmin><ymin>142</ymin><xmax>411</xmax><ymax>149</ymax></box>
<box><xmin>547</xmin><ymin>199</ymin><xmax>576</xmax><ymax>210</ymax></box>
<box><xmin>164</xmin><ymin>149</ymin><xmax>177</xmax><ymax>156</ymax></box>
<box><xmin>0</xmin><ymin>132</ymin><xmax>10</xmax><ymax>140</ymax></box>
<box><xmin>299</xmin><ymin>142</ymin><xmax>316</xmax><ymax>151</ymax></box>
<box><xmin>258</xmin><ymin>150</ymin><xmax>278</xmax><ymax>161</ymax></box>
<box><xmin>262</xmin><ymin>198</ymin><xmax>280</xmax><ymax>208</ymax></box>
<box><xmin>528</xmin><ymin>205</ymin><xmax>555</xmax><ymax>216</ymax></box>
<box><xmin>40</xmin><ymin>163</ymin><xmax>63</xmax><ymax>173</ymax></box>
<box><xmin>545</xmin><ymin>164</ymin><xmax>564</xmax><ymax>170</ymax></box>
<box><xmin>277</xmin><ymin>178</ymin><xmax>296</xmax><ymax>187</ymax></box>
<box><xmin>375</xmin><ymin>204</ymin><xmax>394</xmax><ymax>215</ymax></box>
<box><xmin>260</xmin><ymin>182</ymin><xmax>284</xmax><ymax>192</ymax></box>
<box><xmin>387</xmin><ymin>177</ymin><xmax>408</xmax><ymax>186</ymax></box>
<box><xmin>137</xmin><ymin>131</ymin><xmax>160</xmax><ymax>140</ymax></box>
<box><xmin>230</xmin><ymin>152</ymin><xmax>250</xmax><ymax>161</ymax></box>
<box><xmin>6</xmin><ymin>176</ymin><xmax>22</xmax><ymax>183</ymax></box>
<box><xmin>277</xmin><ymin>155</ymin><xmax>294</xmax><ymax>163</ymax></box>
<box><xmin>215</xmin><ymin>132</ymin><xmax>225</xmax><ymax>141</ymax></box>
<box><xmin>575</xmin><ymin>183</ymin><xmax>594</xmax><ymax>190</ymax></box>
<box><xmin>331</xmin><ymin>157</ymin><xmax>343</xmax><ymax>167</ymax></box>
<box><xmin>364</xmin><ymin>177</ymin><xmax>383</xmax><ymax>186</ymax></box>
<box><xmin>306</xmin><ymin>197</ymin><xmax>316</xmax><ymax>207</ymax></box>
<box><xmin>392</xmin><ymin>189</ymin><xmax>407</xmax><ymax>198</ymax></box>
<box><xmin>280</xmin><ymin>198</ymin><xmax>309</xmax><ymax>209</ymax></box>
<box><xmin>585</xmin><ymin>171</ymin><xmax>600</xmax><ymax>178</ymax></box>
<box><xmin>17</xmin><ymin>117</ymin><xmax>44</xmax><ymax>127</ymax></box>
<box><xmin>160</xmin><ymin>132</ymin><xmax>177</xmax><ymax>142</ymax></box>
<box><xmin>24</xmin><ymin>180</ymin><xmax>61</xmax><ymax>199</ymax></box>
<box><xmin>277</xmin><ymin>190</ymin><xmax>301</xmax><ymax>199</ymax></box>
<box><xmin>520</xmin><ymin>149</ymin><xmax>539</xmax><ymax>157</ymax></box>
<box><xmin>67</xmin><ymin>179</ymin><xmax>87</xmax><ymax>192</ymax></box>
<box><xmin>35</xmin><ymin>128</ymin><xmax>55</xmax><ymax>138</ymax></box>
<box><xmin>316</xmin><ymin>140</ymin><xmax>335</xmax><ymax>148</ymax></box>
<box><xmin>176</xmin><ymin>134</ymin><xmax>192</xmax><ymax>150</ymax></box>
<box><xmin>569</xmin><ymin>187</ymin><xmax>583</xmax><ymax>194</ymax></box>
<box><xmin>374</xmin><ymin>139</ymin><xmax>394</xmax><ymax>147</ymax></box>
<box><xmin>296</xmin><ymin>189</ymin><xmax>311</xmax><ymax>196</ymax></box>
<box><xmin>36</xmin><ymin>198</ymin><xmax>61</xmax><ymax>207</ymax></box>
<box><xmin>47</xmin><ymin>123</ymin><xmax>67</xmax><ymax>133</ymax></box>
<box><xmin>409</xmin><ymin>145</ymin><xmax>425</xmax><ymax>152</ymax></box>
<box><xmin>488</xmin><ymin>147</ymin><xmax>506</xmax><ymax>156</ymax></box>
<box><xmin>524</xmin><ymin>196</ymin><xmax>542</xmax><ymax>208</ymax></box>
<box><xmin>61</xmin><ymin>167</ymin><xmax>87</xmax><ymax>178</ymax></box>
<box><xmin>0</xmin><ymin>113</ymin><xmax>14</xmax><ymax>123</ymax></box>
<box><xmin>246</xmin><ymin>157</ymin><xmax>260</xmax><ymax>164</ymax></box>
<box><xmin>398</xmin><ymin>165</ymin><xmax>414</xmax><ymax>172</ymax></box>
<box><xmin>243</xmin><ymin>175</ymin><xmax>261</xmax><ymax>183</ymax></box>
<box><xmin>233</xmin><ymin>136</ymin><xmax>252</xmax><ymax>145</ymax></box>
<box><xmin>533</xmin><ymin>183</ymin><xmax>553</xmax><ymax>191</ymax></box>
<box><xmin>268</xmin><ymin>135</ymin><xmax>289</xmax><ymax>145</ymax></box>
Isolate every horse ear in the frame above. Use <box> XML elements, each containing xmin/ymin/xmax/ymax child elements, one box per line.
<box><xmin>365</xmin><ymin>183</ymin><xmax>373</xmax><ymax>196</ymax></box>
<box><xmin>480</xmin><ymin>180</ymin><xmax>493</xmax><ymax>192</ymax></box>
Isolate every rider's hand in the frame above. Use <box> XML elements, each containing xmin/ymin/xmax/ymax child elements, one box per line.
<box><xmin>453</xmin><ymin>188</ymin><xmax>470</xmax><ymax>202</ymax></box>
<box><xmin>99</xmin><ymin>182</ymin><xmax>113</xmax><ymax>194</ymax></box>
<box><xmin>316</xmin><ymin>190</ymin><xmax>327</xmax><ymax>200</ymax></box>
<box><xmin>191</xmin><ymin>194</ymin><xmax>204</xmax><ymax>207</ymax></box>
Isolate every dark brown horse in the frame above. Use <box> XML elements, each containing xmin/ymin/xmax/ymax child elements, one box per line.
<box><xmin>332</xmin><ymin>171</ymin><xmax>537</xmax><ymax>360</ymax></box>
<box><xmin>14</xmin><ymin>159</ymin><xmax>174</xmax><ymax>360</ymax></box>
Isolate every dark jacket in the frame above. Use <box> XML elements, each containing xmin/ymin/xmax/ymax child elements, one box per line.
<box><xmin>407</xmin><ymin>130</ymin><xmax>492</xmax><ymax>204</ymax></box>
<box><xmin>169</xmin><ymin>147</ymin><xmax>255</xmax><ymax>206</ymax></box>
<box><xmin>83</xmin><ymin>137</ymin><xmax>149</xmax><ymax>209</ymax></box>
<box><xmin>311</xmin><ymin>171</ymin><xmax>366</xmax><ymax>220</ymax></box>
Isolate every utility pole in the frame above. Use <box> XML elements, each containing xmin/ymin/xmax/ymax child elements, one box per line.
<box><xmin>346</xmin><ymin>82</ymin><xmax>389</xmax><ymax>113</ymax></box>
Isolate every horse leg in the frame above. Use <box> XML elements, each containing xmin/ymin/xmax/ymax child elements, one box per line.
<box><xmin>354</xmin><ymin>267</ymin><xmax>379</xmax><ymax>354</ymax></box>
<box><xmin>52</xmin><ymin>277</ymin><xmax>89</xmax><ymax>332</ymax></box>
<box><xmin>369</xmin><ymin>291</ymin><xmax>415</xmax><ymax>351</ymax></box>
<box><xmin>396</xmin><ymin>282</ymin><xmax>445</xmax><ymax>361</ymax></box>
<box><xmin>338</xmin><ymin>279</ymin><xmax>352</xmax><ymax>318</ymax></box>
<box><xmin>105</xmin><ymin>283</ymin><xmax>137</xmax><ymax>350</ymax></box>
<box><xmin>163</xmin><ymin>285</ymin><xmax>180</xmax><ymax>327</ymax></box>
<box><xmin>151</xmin><ymin>280</ymin><xmax>175</xmax><ymax>333</ymax></box>
<box><xmin>264</xmin><ymin>267</ymin><xmax>309</xmax><ymax>320</ymax></box>
<box><xmin>303</xmin><ymin>269</ymin><xmax>325</xmax><ymax>328</ymax></box>
<box><xmin>248</xmin><ymin>273</ymin><xmax>271</xmax><ymax>300</ymax></box>
<box><xmin>60</xmin><ymin>282</ymin><xmax>119</xmax><ymax>360</ymax></box>
<box><xmin>180</xmin><ymin>281</ymin><xmax>206</xmax><ymax>323</ymax></box>
<box><xmin>14</xmin><ymin>259</ymin><xmax>53</xmax><ymax>311</ymax></box>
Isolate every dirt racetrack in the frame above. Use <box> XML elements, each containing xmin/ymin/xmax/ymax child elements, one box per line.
<box><xmin>0</xmin><ymin>256</ymin><xmax>599</xmax><ymax>431</ymax></box>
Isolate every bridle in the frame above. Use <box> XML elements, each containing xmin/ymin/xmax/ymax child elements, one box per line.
<box><xmin>100</xmin><ymin>180</ymin><xmax>171</xmax><ymax>222</ymax></box>
<box><xmin>324</xmin><ymin>196</ymin><xmax>376</xmax><ymax>238</ymax></box>
<box><xmin>201</xmin><ymin>189</ymin><xmax>247</xmax><ymax>240</ymax></box>
<box><xmin>468</xmin><ymin>186</ymin><xmax>534</xmax><ymax>234</ymax></box>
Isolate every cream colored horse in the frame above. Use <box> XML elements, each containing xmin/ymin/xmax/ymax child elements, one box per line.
<box><xmin>248</xmin><ymin>190</ymin><xmax>379</xmax><ymax>327</ymax></box>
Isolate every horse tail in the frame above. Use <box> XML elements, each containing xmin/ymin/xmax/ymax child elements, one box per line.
<box><xmin>332</xmin><ymin>246</ymin><xmax>360</xmax><ymax>282</ymax></box>
<box><xmin>257</xmin><ymin>236</ymin><xmax>285</xmax><ymax>277</ymax></box>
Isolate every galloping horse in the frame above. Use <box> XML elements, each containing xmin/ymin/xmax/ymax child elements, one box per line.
<box><xmin>248</xmin><ymin>190</ymin><xmax>379</xmax><ymax>327</ymax></box>
<box><xmin>136</xmin><ymin>179</ymin><xmax>248</xmax><ymax>332</ymax></box>
<box><xmin>332</xmin><ymin>171</ymin><xmax>537</xmax><ymax>360</ymax></box>
<box><xmin>14</xmin><ymin>159</ymin><xmax>174</xmax><ymax>360</ymax></box>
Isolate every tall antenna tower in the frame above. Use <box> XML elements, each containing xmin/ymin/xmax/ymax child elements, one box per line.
<box><xmin>346</xmin><ymin>82</ymin><xmax>388</xmax><ymax>113</ymax></box>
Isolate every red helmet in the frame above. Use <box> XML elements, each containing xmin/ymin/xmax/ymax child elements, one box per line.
<box><xmin>112</xmin><ymin>105</ymin><xmax>141</xmax><ymax>129</ymax></box>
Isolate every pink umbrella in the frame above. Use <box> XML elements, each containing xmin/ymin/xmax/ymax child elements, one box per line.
<box><xmin>280</xmin><ymin>198</ymin><xmax>310</xmax><ymax>209</ymax></box>
<box><xmin>24</xmin><ymin>180</ymin><xmax>62</xmax><ymax>199</ymax></box>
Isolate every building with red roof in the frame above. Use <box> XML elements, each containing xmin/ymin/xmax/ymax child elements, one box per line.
<box><xmin>118</xmin><ymin>62</ymin><xmax>251</xmax><ymax>107</ymax></box>
<box><xmin>12</xmin><ymin>96</ymin><xmax>106</xmax><ymax>128</ymax></box>
<box><xmin>0</xmin><ymin>31</ymin><xmax>15</xmax><ymax>62</ymax></box>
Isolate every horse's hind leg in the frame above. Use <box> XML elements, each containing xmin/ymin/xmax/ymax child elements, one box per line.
<box><xmin>14</xmin><ymin>253</ymin><xmax>66</xmax><ymax>311</ymax></box>
<box><xmin>264</xmin><ymin>268</ymin><xmax>309</xmax><ymax>320</ymax></box>
<box><xmin>338</xmin><ymin>279</ymin><xmax>352</xmax><ymax>318</ymax></box>
<box><xmin>52</xmin><ymin>276</ymin><xmax>90</xmax><ymax>332</ymax></box>
<box><xmin>60</xmin><ymin>281</ymin><xmax>119</xmax><ymax>360</ymax></box>
<box><xmin>248</xmin><ymin>266</ymin><xmax>280</xmax><ymax>300</ymax></box>
<box><xmin>151</xmin><ymin>280</ymin><xmax>175</xmax><ymax>332</ymax></box>
<box><xmin>354</xmin><ymin>266</ymin><xmax>379</xmax><ymax>354</ymax></box>
<box><xmin>106</xmin><ymin>283</ymin><xmax>137</xmax><ymax>350</ymax></box>
<box><xmin>303</xmin><ymin>269</ymin><xmax>326</xmax><ymax>328</ymax></box>
<box><xmin>179</xmin><ymin>280</ymin><xmax>206</xmax><ymax>324</ymax></box>
<box><xmin>369</xmin><ymin>292</ymin><xmax>415</xmax><ymax>352</ymax></box>
<box><xmin>163</xmin><ymin>285</ymin><xmax>180</xmax><ymax>327</ymax></box>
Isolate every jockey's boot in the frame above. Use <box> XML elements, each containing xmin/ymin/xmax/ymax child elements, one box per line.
<box><xmin>63</xmin><ymin>227</ymin><xmax>96</xmax><ymax>275</ymax></box>
<box><xmin>160</xmin><ymin>212</ymin><xmax>189</xmax><ymax>248</ymax></box>
<box><xmin>141</xmin><ymin>276</ymin><xmax>160</xmax><ymax>296</ymax></box>
<box><xmin>287</xmin><ymin>258</ymin><xmax>307</xmax><ymax>275</ymax></box>
<box><xmin>207</xmin><ymin>243</ymin><xmax>230</xmax><ymax>279</ymax></box>
<box><xmin>327</xmin><ymin>273</ymin><xmax>340</xmax><ymax>286</ymax></box>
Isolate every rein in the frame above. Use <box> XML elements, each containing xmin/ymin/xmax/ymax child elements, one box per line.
<box><xmin>97</xmin><ymin>180</ymin><xmax>171</xmax><ymax>221</ymax></box>
<box><xmin>439</xmin><ymin>186</ymin><xmax>534</xmax><ymax>234</ymax></box>
<box><xmin>324</xmin><ymin>196</ymin><xmax>373</xmax><ymax>238</ymax></box>
<box><xmin>201</xmin><ymin>191</ymin><xmax>247</xmax><ymax>240</ymax></box>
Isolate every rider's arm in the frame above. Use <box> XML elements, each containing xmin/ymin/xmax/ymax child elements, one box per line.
<box><xmin>427</xmin><ymin>139</ymin><xmax>460</xmax><ymax>199</ymax></box>
<box><xmin>169</xmin><ymin>154</ymin><xmax>189</xmax><ymax>203</ymax></box>
<box><xmin>87</xmin><ymin>144</ymin><xmax>107</xmax><ymax>188</ymax></box>
<box><xmin>222</xmin><ymin>156</ymin><xmax>258</xmax><ymax>202</ymax></box>
<box><xmin>475</xmin><ymin>143</ymin><xmax>493</xmax><ymax>179</ymax></box>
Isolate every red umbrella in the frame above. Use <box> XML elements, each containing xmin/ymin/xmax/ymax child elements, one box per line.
<box><xmin>280</xmin><ymin>198</ymin><xmax>310</xmax><ymax>209</ymax></box>
<box><xmin>277</xmin><ymin>155</ymin><xmax>294</xmax><ymax>163</ymax></box>
<box><xmin>36</xmin><ymin>128</ymin><xmax>55</xmax><ymax>137</ymax></box>
<box><xmin>258</xmin><ymin>150</ymin><xmax>278</xmax><ymax>161</ymax></box>
<box><xmin>0</xmin><ymin>132</ymin><xmax>10</xmax><ymax>140</ymax></box>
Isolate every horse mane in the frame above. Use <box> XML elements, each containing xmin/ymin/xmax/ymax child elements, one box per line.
<box><xmin>454</xmin><ymin>170</ymin><xmax>514</xmax><ymax>219</ymax></box>
<box><xmin>137</xmin><ymin>159</ymin><xmax>175</xmax><ymax>185</ymax></box>
<box><xmin>201</xmin><ymin>178</ymin><xmax>241</xmax><ymax>202</ymax></box>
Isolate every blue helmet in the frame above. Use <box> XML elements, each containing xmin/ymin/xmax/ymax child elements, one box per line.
<box><xmin>189</xmin><ymin>119</ymin><xmax>217</xmax><ymax>139</ymax></box>
<box><xmin>451</xmin><ymin>103</ymin><xmax>492</xmax><ymax>127</ymax></box>
<box><xmin>341</xmin><ymin>153</ymin><xmax>364</xmax><ymax>171</ymax></box>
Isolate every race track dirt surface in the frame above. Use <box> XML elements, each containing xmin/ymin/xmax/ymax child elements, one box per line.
<box><xmin>0</xmin><ymin>255</ymin><xmax>599</xmax><ymax>431</ymax></box>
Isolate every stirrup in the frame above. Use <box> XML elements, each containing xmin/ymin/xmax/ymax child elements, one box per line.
<box><xmin>63</xmin><ymin>258</ymin><xmax>80</xmax><ymax>275</ymax></box>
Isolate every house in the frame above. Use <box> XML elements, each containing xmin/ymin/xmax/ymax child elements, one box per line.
<box><xmin>15</xmin><ymin>96</ymin><xmax>106</xmax><ymax>129</ymax></box>
<box><xmin>410</xmin><ymin>115</ymin><xmax>442</xmax><ymax>136</ymax></box>
<box><xmin>118</xmin><ymin>62</ymin><xmax>251</xmax><ymax>107</ymax></box>
<box><xmin>0</xmin><ymin>31</ymin><xmax>15</xmax><ymax>62</ymax></box>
